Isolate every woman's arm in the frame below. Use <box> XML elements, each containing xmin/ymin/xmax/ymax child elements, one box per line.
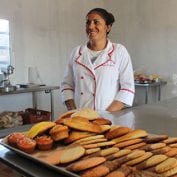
<box><xmin>65</xmin><ymin>99</ymin><xmax>77</xmax><ymax>110</ymax></box>
<box><xmin>106</xmin><ymin>100</ymin><xmax>125</xmax><ymax>112</ymax></box>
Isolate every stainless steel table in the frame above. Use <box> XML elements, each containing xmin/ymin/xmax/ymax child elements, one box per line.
<box><xmin>0</xmin><ymin>85</ymin><xmax>60</xmax><ymax>120</ymax></box>
<box><xmin>135</xmin><ymin>81</ymin><xmax>167</xmax><ymax>104</ymax></box>
<box><xmin>1</xmin><ymin>96</ymin><xmax>177</xmax><ymax>177</ymax></box>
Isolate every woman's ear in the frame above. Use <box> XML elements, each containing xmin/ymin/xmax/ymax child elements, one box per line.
<box><xmin>107</xmin><ymin>25</ymin><xmax>112</xmax><ymax>34</ymax></box>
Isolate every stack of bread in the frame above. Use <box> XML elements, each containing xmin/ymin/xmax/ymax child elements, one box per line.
<box><xmin>6</xmin><ymin>108</ymin><xmax>177</xmax><ymax>177</ymax></box>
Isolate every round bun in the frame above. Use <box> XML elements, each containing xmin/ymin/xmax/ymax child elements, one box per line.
<box><xmin>71</xmin><ymin>108</ymin><xmax>100</xmax><ymax>120</ymax></box>
<box><xmin>35</xmin><ymin>135</ymin><xmax>53</xmax><ymax>150</ymax></box>
<box><xmin>49</xmin><ymin>124</ymin><xmax>69</xmax><ymax>141</ymax></box>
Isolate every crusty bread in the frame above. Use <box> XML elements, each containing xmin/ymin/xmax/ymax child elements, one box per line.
<box><xmin>105</xmin><ymin>126</ymin><xmax>132</xmax><ymax>140</ymax></box>
<box><xmin>71</xmin><ymin>108</ymin><xmax>100</xmax><ymax>120</ymax></box>
<box><xmin>112</xmin><ymin>129</ymin><xmax>148</xmax><ymax>143</ymax></box>
<box><xmin>49</xmin><ymin>124</ymin><xmax>69</xmax><ymax>141</ymax></box>
<box><xmin>73</xmin><ymin>135</ymin><xmax>105</xmax><ymax>144</ymax></box>
<box><xmin>55</xmin><ymin>110</ymin><xmax>76</xmax><ymax>124</ymax></box>
<box><xmin>125</xmin><ymin>142</ymin><xmax>146</xmax><ymax>150</ymax></box>
<box><xmin>63</xmin><ymin>116</ymin><xmax>102</xmax><ymax>133</ymax></box>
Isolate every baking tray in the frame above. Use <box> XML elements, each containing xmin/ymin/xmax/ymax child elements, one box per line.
<box><xmin>0</xmin><ymin>138</ymin><xmax>80</xmax><ymax>177</ymax></box>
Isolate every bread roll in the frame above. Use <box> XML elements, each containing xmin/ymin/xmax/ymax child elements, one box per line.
<box><xmin>71</xmin><ymin>108</ymin><xmax>100</xmax><ymax>120</ymax></box>
<box><xmin>63</xmin><ymin>116</ymin><xmax>102</xmax><ymax>133</ymax></box>
<box><xmin>49</xmin><ymin>124</ymin><xmax>69</xmax><ymax>141</ymax></box>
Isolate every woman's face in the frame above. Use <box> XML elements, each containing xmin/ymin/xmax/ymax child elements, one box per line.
<box><xmin>86</xmin><ymin>12</ymin><xmax>111</xmax><ymax>42</ymax></box>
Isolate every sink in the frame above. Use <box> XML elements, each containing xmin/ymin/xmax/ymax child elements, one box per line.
<box><xmin>0</xmin><ymin>85</ymin><xmax>17</xmax><ymax>92</ymax></box>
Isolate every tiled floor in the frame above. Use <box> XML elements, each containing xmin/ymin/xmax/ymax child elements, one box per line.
<box><xmin>0</xmin><ymin>162</ymin><xmax>22</xmax><ymax>177</ymax></box>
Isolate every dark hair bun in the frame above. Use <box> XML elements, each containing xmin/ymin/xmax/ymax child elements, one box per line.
<box><xmin>87</xmin><ymin>8</ymin><xmax>115</xmax><ymax>26</ymax></box>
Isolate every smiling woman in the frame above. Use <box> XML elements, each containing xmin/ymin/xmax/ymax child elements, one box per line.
<box><xmin>0</xmin><ymin>19</ymin><xmax>11</xmax><ymax>74</ymax></box>
<box><xmin>60</xmin><ymin>8</ymin><xmax>135</xmax><ymax>113</ymax></box>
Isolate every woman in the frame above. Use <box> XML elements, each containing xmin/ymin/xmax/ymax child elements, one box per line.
<box><xmin>61</xmin><ymin>8</ymin><xmax>135</xmax><ymax>112</ymax></box>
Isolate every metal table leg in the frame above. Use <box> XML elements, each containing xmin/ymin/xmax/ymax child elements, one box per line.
<box><xmin>145</xmin><ymin>87</ymin><xmax>149</xmax><ymax>104</ymax></box>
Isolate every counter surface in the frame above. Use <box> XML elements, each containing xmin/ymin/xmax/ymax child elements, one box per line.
<box><xmin>1</xmin><ymin>97</ymin><xmax>177</xmax><ymax>176</ymax></box>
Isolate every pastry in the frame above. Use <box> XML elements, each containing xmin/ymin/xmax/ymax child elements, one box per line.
<box><xmin>7</xmin><ymin>132</ymin><xmax>26</xmax><ymax>147</ymax></box>
<box><xmin>63</xmin><ymin>116</ymin><xmax>102</xmax><ymax>133</ymax></box>
<box><xmin>144</xmin><ymin>134</ymin><xmax>168</xmax><ymax>143</ymax></box>
<box><xmin>49</xmin><ymin>124</ymin><xmax>69</xmax><ymax>141</ymax></box>
<box><xmin>125</xmin><ymin>142</ymin><xmax>146</xmax><ymax>150</ymax></box>
<box><xmin>35</xmin><ymin>135</ymin><xmax>53</xmax><ymax>150</ymax></box>
<box><xmin>17</xmin><ymin>136</ymin><xmax>36</xmax><ymax>153</ymax></box>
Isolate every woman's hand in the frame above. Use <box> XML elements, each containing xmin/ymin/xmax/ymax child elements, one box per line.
<box><xmin>106</xmin><ymin>100</ymin><xmax>125</xmax><ymax>112</ymax></box>
<box><xmin>65</xmin><ymin>99</ymin><xmax>77</xmax><ymax>110</ymax></box>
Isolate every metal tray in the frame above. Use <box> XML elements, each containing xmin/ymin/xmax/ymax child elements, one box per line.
<box><xmin>0</xmin><ymin>138</ymin><xmax>80</xmax><ymax>177</ymax></box>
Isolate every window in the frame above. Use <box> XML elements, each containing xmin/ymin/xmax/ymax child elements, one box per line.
<box><xmin>0</xmin><ymin>19</ymin><xmax>10</xmax><ymax>73</ymax></box>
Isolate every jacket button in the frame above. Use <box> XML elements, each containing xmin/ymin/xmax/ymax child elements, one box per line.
<box><xmin>81</xmin><ymin>92</ymin><xmax>83</xmax><ymax>95</ymax></box>
<box><xmin>92</xmin><ymin>93</ymin><xmax>95</xmax><ymax>96</ymax></box>
<box><xmin>81</xmin><ymin>76</ymin><xmax>84</xmax><ymax>79</ymax></box>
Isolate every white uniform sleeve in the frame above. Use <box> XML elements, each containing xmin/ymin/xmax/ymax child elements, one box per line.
<box><xmin>114</xmin><ymin>45</ymin><xmax>135</xmax><ymax>106</ymax></box>
<box><xmin>60</xmin><ymin>48</ymin><xmax>76</xmax><ymax>103</ymax></box>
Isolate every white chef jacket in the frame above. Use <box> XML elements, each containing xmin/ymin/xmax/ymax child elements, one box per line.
<box><xmin>60</xmin><ymin>40</ymin><xmax>135</xmax><ymax>111</ymax></box>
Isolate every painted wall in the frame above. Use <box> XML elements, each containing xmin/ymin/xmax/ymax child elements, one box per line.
<box><xmin>0</xmin><ymin>0</ymin><xmax>177</xmax><ymax>118</ymax></box>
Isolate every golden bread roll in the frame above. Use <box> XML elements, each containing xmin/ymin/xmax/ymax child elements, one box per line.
<box><xmin>71</xmin><ymin>108</ymin><xmax>100</xmax><ymax>120</ymax></box>
<box><xmin>49</xmin><ymin>124</ymin><xmax>69</xmax><ymax>141</ymax></box>
<box><xmin>92</xmin><ymin>117</ymin><xmax>112</xmax><ymax>125</ymax></box>
<box><xmin>27</xmin><ymin>121</ymin><xmax>56</xmax><ymax>139</ymax></box>
<box><xmin>155</xmin><ymin>157</ymin><xmax>177</xmax><ymax>173</ymax></box>
<box><xmin>64</xmin><ymin>131</ymin><xmax>95</xmax><ymax>144</ymax></box>
<box><xmin>63</xmin><ymin>116</ymin><xmax>102</xmax><ymax>133</ymax></box>
<box><xmin>60</xmin><ymin>146</ymin><xmax>85</xmax><ymax>163</ymax></box>
<box><xmin>105</xmin><ymin>126</ymin><xmax>132</xmax><ymax>140</ymax></box>
<box><xmin>55</xmin><ymin>110</ymin><xmax>76</xmax><ymax>124</ymax></box>
<box><xmin>112</xmin><ymin>129</ymin><xmax>148</xmax><ymax>143</ymax></box>
<box><xmin>66</xmin><ymin>157</ymin><xmax>106</xmax><ymax>172</ymax></box>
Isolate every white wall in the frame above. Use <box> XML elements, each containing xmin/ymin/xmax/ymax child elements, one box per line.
<box><xmin>0</xmin><ymin>0</ymin><xmax>177</xmax><ymax>118</ymax></box>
